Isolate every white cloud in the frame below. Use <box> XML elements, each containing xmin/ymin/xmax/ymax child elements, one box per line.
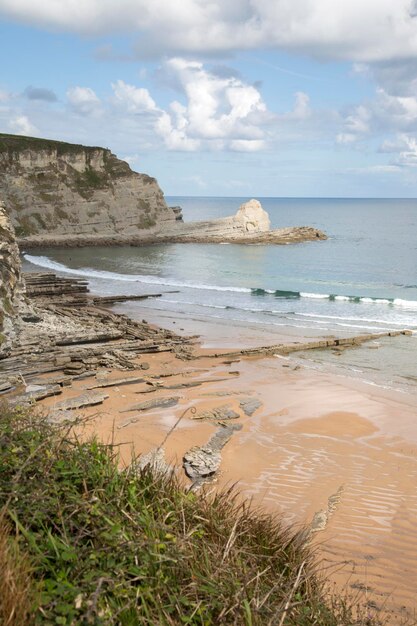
<box><xmin>2</xmin><ymin>0</ymin><xmax>417</xmax><ymax>62</ymax></box>
<box><xmin>369</xmin><ymin>165</ymin><xmax>402</xmax><ymax>173</ymax></box>
<box><xmin>111</xmin><ymin>80</ymin><xmax>157</xmax><ymax>112</ymax></box>
<box><xmin>9</xmin><ymin>114</ymin><xmax>38</xmax><ymax>135</ymax></box>
<box><xmin>282</xmin><ymin>92</ymin><xmax>311</xmax><ymax>120</ymax></box>
<box><xmin>155</xmin><ymin>110</ymin><xmax>200</xmax><ymax>151</ymax></box>
<box><xmin>66</xmin><ymin>86</ymin><xmax>101</xmax><ymax>115</ymax></box>
<box><xmin>336</xmin><ymin>133</ymin><xmax>358</xmax><ymax>145</ymax></box>
<box><xmin>375</xmin><ymin>89</ymin><xmax>417</xmax><ymax>126</ymax></box>
<box><xmin>336</xmin><ymin>105</ymin><xmax>372</xmax><ymax>144</ymax></box>
<box><xmin>154</xmin><ymin>58</ymin><xmax>270</xmax><ymax>151</ymax></box>
<box><xmin>229</xmin><ymin>139</ymin><xmax>266</xmax><ymax>152</ymax></box>
<box><xmin>380</xmin><ymin>133</ymin><xmax>417</xmax><ymax>167</ymax></box>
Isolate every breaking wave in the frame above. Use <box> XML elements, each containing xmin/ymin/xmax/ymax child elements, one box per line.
<box><xmin>24</xmin><ymin>254</ymin><xmax>417</xmax><ymax>310</ymax></box>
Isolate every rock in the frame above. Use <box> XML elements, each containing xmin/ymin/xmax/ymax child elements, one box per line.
<box><xmin>0</xmin><ymin>201</ymin><xmax>25</xmax><ymax>356</ymax></box>
<box><xmin>183</xmin><ymin>423</ymin><xmax>242</xmax><ymax>485</ymax></box>
<box><xmin>235</xmin><ymin>199</ymin><xmax>270</xmax><ymax>232</ymax></box>
<box><xmin>138</xmin><ymin>448</ymin><xmax>171</xmax><ymax>475</ymax></box>
<box><xmin>88</xmin><ymin>375</ymin><xmax>145</xmax><ymax>389</ymax></box>
<box><xmin>47</xmin><ymin>409</ymin><xmax>82</xmax><ymax>424</ymax></box>
<box><xmin>239</xmin><ymin>398</ymin><xmax>262</xmax><ymax>417</ymax></box>
<box><xmin>11</xmin><ymin>384</ymin><xmax>62</xmax><ymax>405</ymax></box>
<box><xmin>139</xmin><ymin>377</ymin><xmax>230</xmax><ymax>393</ymax></box>
<box><xmin>183</xmin><ymin>448</ymin><xmax>221</xmax><ymax>480</ymax></box>
<box><xmin>120</xmin><ymin>396</ymin><xmax>180</xmax><ymax>413</ymax></box>
<box><xmin>0</xmin><ymin>269</ymin><xmax>192</xmax><ymax>387</ymax></box>
<box><xmin>0</xmin><ymin>133</ymin><xmax>177</xmax><ymax>244</ymax></box>
<box><xmin>140</xmin><ymin>362</ymin><xmax>150</xmax><ymax>370</ymax></box>
<box><xmin>145</xmin><ymin>199</ymin><xmax>327</xmax><ymax>246</ymax></box>
<box><xmin>191</xmin><ymin>405</ymin><xmax>240</xmax><ymax>421</ymax></box>
<box><xmin>207</xmin><ymin>330</ymin><xmax>413</xmax><ymax>360</ymax></box>
<box><xmin>145</xmin><ymin>381</ymin><xmax>202</xmax><ymax>391</ymax></box>
<box><xmin>54</xmin><ymin>391</ymin><xmax>109</xmax><ymax>410</ymax></box>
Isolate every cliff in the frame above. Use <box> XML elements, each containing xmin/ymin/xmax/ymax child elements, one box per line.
<box><xmin>0</xmin><ymin>133</ymin><xmax>177</xmax><ymax>240</ymax></box>
<box><xmin>0</xmin><ymin>200</ymin><xmax>24</xmax><ymax>355</ymax></box>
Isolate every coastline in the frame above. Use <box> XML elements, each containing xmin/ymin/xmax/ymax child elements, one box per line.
<box><xmin>31</xmin><ymin>299</ymin><xmax>417</xmax><ymax>621</ymax></box>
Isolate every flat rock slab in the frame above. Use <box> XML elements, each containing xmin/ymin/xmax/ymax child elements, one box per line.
<box><xmin>47</xmin><ymin>410</ymin><xmax>82</xmax><ymax>424</ymax></box>
<box><xmin>183</xmin><ymin>423</ymin><xmax>242</xmax><ymax>482</ymax></box>
<box><xmin>153</xmin><ymin>380</ymin><xmax>202</xmax><ymax>390</ymax></box>
<box><xmin>54</xmin><ymin>391</ymin><xmax>109</xmax><ymax>410</ymax></box>
<box><xmin>138</xmin><ymin>448</ymin><xmax>171</xmax><ymax>475</ymax></box>
<box><xmin>191</xmin><ymin>405</ymin><xmax>240</xmax><ymax>421</ymax></box>
<box><xmin>239</xmin><ymin>398</ymin><xmax>262</xmax><ymax>417</ymax></box>
<box><xmin>144</xmin><ymin>377</ymin><xmax>230</xmax><ymax>392</ymax></box>
<box><xmin>120</xmin><ymin>396</ymin><xmax>180</xmax><ymax>413</ymax></box>
<box><xmin>88</xmin><ymin>375</ymin><xmax>145</xmax><ymax>389</ymax></box>
<box><xmin>12</xmin><ymin>384</ymin><xmax>63</xmax><ymax>405</ymax></box>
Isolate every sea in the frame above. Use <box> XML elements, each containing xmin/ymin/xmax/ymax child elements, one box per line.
<box><xmin>21</xmin><ymin>197</ymin><xmax>417</xmax><ymax>396</ymax></box>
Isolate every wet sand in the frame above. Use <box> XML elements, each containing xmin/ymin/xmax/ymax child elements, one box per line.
<box><xmin>40</xmin><ymin>340</ymin><xmax>417</xmax><ymax>621</ymax></box>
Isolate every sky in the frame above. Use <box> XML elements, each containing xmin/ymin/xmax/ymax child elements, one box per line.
<box><xmin>1</xmin><ymin>1</ymin><xmax>417</xmax><ymax>197</ymax></box>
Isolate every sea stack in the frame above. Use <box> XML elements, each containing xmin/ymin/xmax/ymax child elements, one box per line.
<box><xmin>234</xmin><ymin>199</ymin><xmax>271</xmax><ymax>232</ymax></box>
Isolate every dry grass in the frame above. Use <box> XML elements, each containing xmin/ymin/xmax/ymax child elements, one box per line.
<box><xmin>0</xmin><ymin>511</ymin><xmax>34</xmax><ymax>626</ymax></box>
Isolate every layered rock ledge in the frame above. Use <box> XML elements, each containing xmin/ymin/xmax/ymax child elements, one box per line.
<box><xmin>20</xmin><ymin>199</ymin><xmax>327</xmax><ymax>248</ymax></box>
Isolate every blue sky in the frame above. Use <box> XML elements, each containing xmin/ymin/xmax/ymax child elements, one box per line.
<box><xmin>1</xmin><ymin>1</ymin><xmax>417</xmax><ymax>197</ymax></box>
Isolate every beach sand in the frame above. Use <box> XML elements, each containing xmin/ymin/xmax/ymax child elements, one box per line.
<box><xmin>39</xmin><ymin>328</ymin><xmax>417</xmax><ymax>622</ymax></box>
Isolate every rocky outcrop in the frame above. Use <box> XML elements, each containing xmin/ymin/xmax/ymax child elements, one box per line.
<box><xmin>0</xmin><ymin>200</ymin><xmax>24</xmax><ymax>355</ymax></box>
<box><xmin>0</xmin><ymin>269</ymin><xmax>194</xmax><ymax>394</ymax></box>
<box><xmin>20</xmin><ymin>198</ymin><xmax>327</xmax><ymax>247</ymax></box>
<box><xmin>152</xmin><ymin>198</ymin><xmax>326</xmax><ymax>244</ymax></box>
<box><xmin>0</xmin><ymin>133</ymin><xmax>177</xmax><ymax>240</ymax></box>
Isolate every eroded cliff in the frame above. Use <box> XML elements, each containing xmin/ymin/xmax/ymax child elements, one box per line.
<box><xmin>0</xmin><ymin>200</ymin><xmax>24</xmax><ymax>355</ymax></box>
<box><xmin>0</xmin><ymin>133</ymin><xmax>177</xmax><ymax>240</ymax></box>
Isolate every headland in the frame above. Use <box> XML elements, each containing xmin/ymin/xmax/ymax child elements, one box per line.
<box><xmin>0</xmin><ymin>133</ymin><xmax>326</xmax><ymax>247</ymax></box>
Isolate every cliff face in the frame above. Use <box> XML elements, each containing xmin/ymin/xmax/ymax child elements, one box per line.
<box><xmin>0</xmin><ymin>200</ymin><xmax>24</xmax><ymax>354</ymax></box>
<box><xmin>0</xmin><ymin>134</ymin><xmax>177</xmax><ymax>239</ymax></box>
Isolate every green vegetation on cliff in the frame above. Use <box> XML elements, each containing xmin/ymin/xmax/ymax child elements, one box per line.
<box><xmin>0</xmin><ymin>405</ymin><xmax>383</xmax><ymax>625</ymax></box>
<box><xmin>0</xmin><ymin>133</ymin><xmax>104</xmax><ymax>156</ymax></box>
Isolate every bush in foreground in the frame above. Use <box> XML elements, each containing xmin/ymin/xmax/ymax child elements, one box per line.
<box><xmin>0</xmin><ymin>404</ymin><xmax>383</xmax><ymax>625</ymax></box>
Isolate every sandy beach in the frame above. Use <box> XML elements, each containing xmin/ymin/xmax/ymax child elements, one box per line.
<box><xmin>38</xmin><ymin>319</ymin><xmax>417</xmax><ymax>622</ymax></box>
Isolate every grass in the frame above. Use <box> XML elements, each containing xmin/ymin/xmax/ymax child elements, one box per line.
<box><xmin>0</xmin><ymin>133</ymin><xmax>103</xmax><ymax>156</ymax></box>
<box><xmin>0</xmin><ymin>513</ymin><xmax>33</xmax><ymax>626</ymax></box>
<box><xmin>0</xmin><ymin>404</ymin><xmax>391</xmax><ymax>625</ymax></box>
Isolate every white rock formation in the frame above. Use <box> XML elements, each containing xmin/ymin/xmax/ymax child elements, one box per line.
<box><xmin>235</xmin><ymin>199</ymin><xmax>271</xmax><ymax>232</ymax></box>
